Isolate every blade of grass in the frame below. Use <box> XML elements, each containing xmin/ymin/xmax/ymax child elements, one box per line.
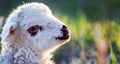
<box><xmin>110</xmin><ymin>44</ymin><xmax>118</xmax><ymax>64</ymax></box>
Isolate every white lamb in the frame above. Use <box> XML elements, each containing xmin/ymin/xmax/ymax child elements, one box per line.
<box><xmin>0</xmin><ymin>2</ymin><xmax>71</xmax><ymax>64</ymax></box>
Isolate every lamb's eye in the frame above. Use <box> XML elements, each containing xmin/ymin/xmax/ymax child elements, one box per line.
<box><xmin>27</xmin><ymin>25</ymin><xmax>42</xmax><ymax>36</ymax></box>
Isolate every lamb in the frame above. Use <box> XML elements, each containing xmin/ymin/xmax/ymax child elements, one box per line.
<box><xmin>0</xmin><ymin>2</ymin><xmax>71</xmax><ymax>64</ymax></box>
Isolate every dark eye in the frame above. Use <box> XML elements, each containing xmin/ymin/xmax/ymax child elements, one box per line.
<box><xmin>27</xmin><ymin>25</ymin><xmax>42</xmax><ymax>36</ymax></box>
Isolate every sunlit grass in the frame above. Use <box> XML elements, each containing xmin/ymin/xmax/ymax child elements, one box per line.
<box><xmin>110</xmin><ymin>44</ymin><xmax>118</xmax><ymax>64</ymax></box>
<box><xmin>55</xmin><ymin>13</ymin><xmax>120</xmax><ymax>64</ymax></box>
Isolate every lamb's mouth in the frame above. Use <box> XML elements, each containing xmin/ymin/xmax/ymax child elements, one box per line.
<box><xmin>55</xmin><ymin>35</ymin><xmax>70</xmax><ymax>40</ymax></box>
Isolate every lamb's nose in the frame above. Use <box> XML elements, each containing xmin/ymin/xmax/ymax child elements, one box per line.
<box><xmin>61</xmin><ymin>25</ymin><xmax>69</xmax><ymax>36</ymax></box>
<box><xmin>56</xmin><ymin>25</ymin><xmax>70</xmax><ymax>40</ymax></box>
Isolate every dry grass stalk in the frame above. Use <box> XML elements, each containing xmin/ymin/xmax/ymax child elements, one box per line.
<box><xmin>94</xmin><ymin>24</ymin><xmax>108</xmax><ymax>64</ymax></box>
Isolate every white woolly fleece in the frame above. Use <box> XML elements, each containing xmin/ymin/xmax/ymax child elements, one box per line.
<box><xmin>0</xmin><ymin>2</ymin><xmax>70</xmax><ymax>64</ymax></box>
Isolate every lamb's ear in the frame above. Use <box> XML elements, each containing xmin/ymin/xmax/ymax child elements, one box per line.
<box><xmin>1</xmin><ymin>22</ymin><xmax>18</xmax><ymax>41</ymax></box>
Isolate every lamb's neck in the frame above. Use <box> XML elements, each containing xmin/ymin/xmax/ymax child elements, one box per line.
<box><xmin>14</xmin><ymin>47</ymin><xmax>54</xmax><ymax>64</ymax></box>
<box><xmin>1</xmin><ymin>44</ymin><xmax>54</xmax><ymax>64</ymax></box>
<box><xmin>13</xmin><ymin>47</ymin><xmax>40</xmax><ymax>64</ymax></box>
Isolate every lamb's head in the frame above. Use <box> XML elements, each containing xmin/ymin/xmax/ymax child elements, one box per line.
<box><xmin>1</xmin><ymin>3</ymin><xmax>71</xmax><ymax>53</ymax></box>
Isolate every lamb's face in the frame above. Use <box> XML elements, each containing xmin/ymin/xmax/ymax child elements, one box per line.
<box><xmin>1</xmin><ymin>3</ymin><xmax>71</xmax><ymax>52</ymax></box>
<box><xmin>20</xmin><ymin>14</ymin><xmax>70</xmax><ymax>51</ymax></box>
<box><xmin>19</xmin><ymin>3</ymin><xmax>71</xmax><ymax>52</ymax></box>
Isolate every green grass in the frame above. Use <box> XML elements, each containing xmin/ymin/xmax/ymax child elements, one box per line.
<box><xmin>55</xmin><ymin>14</ymin><xmax>120</xmax><ymax>64</ymax></box>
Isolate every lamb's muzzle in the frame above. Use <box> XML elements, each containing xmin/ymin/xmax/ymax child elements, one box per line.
<box><xmin>56</xmin><ymin>25</ymin><xmax>70</xmax><ymax>40</ymax></box>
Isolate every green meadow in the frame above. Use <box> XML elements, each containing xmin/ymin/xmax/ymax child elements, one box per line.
<box><xmin>52</xmin><ymin>13</ymin><xmax>120</xmax><ymax>64</ymax></box>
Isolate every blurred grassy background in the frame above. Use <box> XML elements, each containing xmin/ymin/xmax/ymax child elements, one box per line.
<box><xmin>0</xmin><ymin>0</ymin><xmax>120</xmax><ymax>64</ymax></box>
